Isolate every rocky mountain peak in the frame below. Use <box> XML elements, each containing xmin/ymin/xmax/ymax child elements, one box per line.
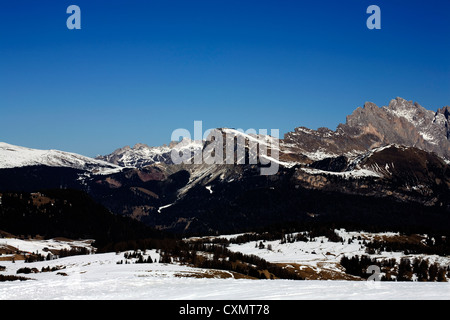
<box><xmin>132</xmin><ymin>143</ymin><xmax>151</xmax><ymax>150</ymax></box>
<box><xmin>284</xmin><ymin>97</ymin><xmax>450</xmax><ymax>162</ymax></box>
<box><xmin>96</xmin><ymin>97</ymin><xmax>450</xmax><ymax>170</ymax></box>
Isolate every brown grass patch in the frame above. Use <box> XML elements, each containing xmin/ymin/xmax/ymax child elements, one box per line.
<box><xmin>276</xmin><ymin>263</ymin><xmax>362</xmax><ymax>281</ymax></box>
<box><xmin>371</xmin><ymin>234</ymin><xmax>425</xmax><ymax>245</ymax></box>
<box><xmin>31</xmin><ymin>193</ymin><xmax>55</xmax><ymax>207</ymax></box>
<box><xmin>172</xmin><ymin>269</ymin><xmax>257</xmax><ymax>279</ymax></box>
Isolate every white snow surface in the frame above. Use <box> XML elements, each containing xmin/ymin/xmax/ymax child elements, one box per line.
<box><xmin>99</xmin><ymin>138</ymin><xmax>204</xmax><ymax>168</ymax></box>
<box><xmin>224</xmin><ymin>230</ymin><xmax>450</xmax><ymax>268</ymax></box>
<box><xmin>1</xmin><ymin>251</ymin><xmax>449</xmax><ymax>300</ymax></box>
<box><xmin>0</xmin><ymin>238</ymin><xmax>95</xmax><ymax>256</ymax></box>
<box><xmin>0</xmin><ymin>142</ymin><xmax>122</xmax><ymax>174</ymax></box>
<box><xmin>1</xmin><ymin>231</ymin><xmax>449</xmax><ymax>300</ymax></box>
<box><xmin>301</xmin><ymin>167</ymin><xmax>382</xmax><ymax>179</ymax></box>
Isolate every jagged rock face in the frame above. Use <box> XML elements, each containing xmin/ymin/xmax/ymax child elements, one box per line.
<box><xmin>97</xmin><ymin>98</ymin><xmax>450</xmax><ymax>166</ymax></box>
<box><xmin>96</xmin><ymin>144</ymin><xmax>173</xmax><ymax>167</ymax></box>
<box><xmin>95</xmin><ymin>138</ymin><xmax>203</xmax><ymax>168</ymax></box>
<box><xmin>85</xmin><ymin>97</ymin><xmax>450</xmax><ymax>234</ymax></box>
<box><xmin>284</xmin><ymin>97</ymin><xmax>450</xmax><ymax>161</ymax></box>
<box><xmin>436</xmin><ymin>106</ymin><xmax>450</xmax><ymax>140</ymax></box>
<box><xmin>294</xmin><ymin>145</ymin><xmax>450</xmax><ymax>207</ymax></box>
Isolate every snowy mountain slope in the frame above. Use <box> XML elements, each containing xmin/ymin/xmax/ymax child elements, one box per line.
<box><xmin>96</xmin><ymin>98</ymin><xmax>450</xmax><ymax>174</ymax></box>
<box><xmin>383</xmin><ymin>98</ymin><xmax>448</xmax><ymax>147</ymax></box>
<box><xmin>96</xmin><ymin>138</ymin><xmax>203</xmax><ymax>168</ymax></box>
<box><xmin>284</xmin><ymin>97</ymin><xmax>450</xmax><ymax>161</ymax></box>
<box><xmin>0</xmin><ymin>142</ymin><xmax>123</xmax><ymax>174</ymax></box>
<box><xmin>0</xmin><ymin>237</ymin><xmax>95</xmax><ymax>257</ymax></box>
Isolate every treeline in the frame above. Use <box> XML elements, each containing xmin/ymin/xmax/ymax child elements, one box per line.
<box><xmin>365</xmin><ymin>235</ymin><xmax>450</xmax><ymax>256</ymax></box>
<box><xmin>117</xmin><ymin>250</ymin><xmax>156</xmax><ymax>264</ymax></box>
<box><xmin>0</xmin><ymin>274</ymin><xmax>30</xmax><ymax>282</ymax></box>
<box><xmin>17</xmin><ymin>265</ymin><xmax>66</xmax><ymax>274</ymax></box>
<box><xmin>98</xmin><ymin>237</ymin><xmax>178</xmax><ymax>254</ymax></box>
<box><xmin>0</xmin><ymin>189</ymin><xmax>167</xmax><ymax>250</ymax></box>
<box><xmin>23</xmin><ymin>247</ymin><xmax>91</xmax><ymax>263</ymax></box>
<box><xmin>192</xmin><ymin>226</ymin><xmax>343</xmax><ymax>247</ymax></box>
<box><xmin>340</xmin><ymin>255</ymin><xmax>449</xmax><ymax>282</ymax></box>
<box><xmin>155</xmin><ymin>171</ymin><xmax>450</xmax><ymax>236</ymax></box>
<box><xmin>106</xmin><ymin>239</ymin><xmax>303</xmax><ymax>280</ymax></box>
<box><xmin>178</xmin><ymin>242</ymin><xmax>303</xmax><ymax>280</ymax></box>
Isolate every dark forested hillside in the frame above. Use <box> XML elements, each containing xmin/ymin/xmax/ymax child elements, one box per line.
<box><xmin>0</xmin><ymin>189</ymin><xmax>166</xmax><ymax>250</ymax></box>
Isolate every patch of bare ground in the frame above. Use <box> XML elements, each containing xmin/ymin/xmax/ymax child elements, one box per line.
<box><xmin>30</xmin><ymin>193</ymin><xmax>54</xmax><ymax>207</ymax></box>
<box><xmin>371</xmin><ymin>234</ymin><xmax>425</xmax><ymax>245</ymax></box>
<box><xmin>276</xmin><ymin>263</ymin><xmax>362</xmax><ymax>281</ymax></box>
<box><xmin>0</xmin><ymin>252</ymin><xmax>26</xmax><ymax>262</ymax></box>
<box><xmin>130</xmin><ymin>187</ymin><xmax>159</xmax><ymax>199</ymax></box>
<box><xmin>129</xmin><ymin>205</ymin><xmax>153</xmax><ymax>220</ymax></box>
<box><xmin>0</xmin><ymin>230</ymin><xmax>16</xmax><ymax>238</ymax></box>
<box><xmin>0</xmin><ymin>244</ymin><xmax>17</xmax><ymax>255</ymax></box>
<box><xmin>173</xmin><ymin>269</ymin><xmax>256</xmax><ymax>279</ymax></box>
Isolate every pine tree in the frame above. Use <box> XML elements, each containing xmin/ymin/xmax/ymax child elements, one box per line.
<box><xmin>428</xmin><ymin>263</ymin><xmax>439</xmax><ymax>282</ymax></box>
<box><xmin>437</xmin><ymin>268</ymin><xmax>447</xmax><ymax>282</ymax></box>
<box><xmin>418</xmin><ymin>260</ymin><xmax>429</xmax><ymax>282</ymax></box>
<box><xmin>397</xmin><ymin>258</ymin><xmax>412</xmax><ymax>281</ymax></box>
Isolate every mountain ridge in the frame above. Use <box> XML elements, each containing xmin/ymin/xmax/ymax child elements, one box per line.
<box><xmin>0</xmin><ymin>142</ymin><xmax>122</xmax><ymax>174</ymax></box>
<box><xmin>94</xmin><ymin>97</ymin><xmax>450</xmax><ymax>168</ymax></box>
<box><xmin>1</xmin><ymin>97</ymin><xmax>448</xmax><ymax>172</ymax></box>
<box><xmin>1</xmin><ymin>97</ymin><xmax>449</xmax><ymax>235</ymax></box>
<box><xmin>283</xmin><ymin>97</ymin><xmax>450</xmax><ymax>163</ymax></box>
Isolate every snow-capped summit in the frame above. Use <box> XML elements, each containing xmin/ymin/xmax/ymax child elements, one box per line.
<box><xmin>96</xmin><ymin>138</ymin><xmax>203</xmax><ymax>168</ymax></box>
<box><xmin>0</xmin><ymin>142</ymin><xmax>122</xmax><ymax>174</ymax></box>
<box><xmin>284</xmin><ymin>97</ymin><xmax>450</xmax><ymax>162</ymax></box>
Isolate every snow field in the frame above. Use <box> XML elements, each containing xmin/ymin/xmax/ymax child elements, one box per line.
<box><xmin>1</xmin><ymin>230</ymin><xmax>450</xmax><ymax>300</ymax></box>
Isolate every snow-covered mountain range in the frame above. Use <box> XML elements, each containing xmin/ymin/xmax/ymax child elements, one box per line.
<box><xmin>95</xmin><ymin>138</ymin><xmax>204</xmax><ymax>168</ymax></box>
<box><xmin>283</xmin><ymin>97</ymin><xmax>450</xmax><ymax>163</ymax></box>
<box><xmin>1</xmin><ymin>97</ymin><xmax>449</xmax><ymax>300</ymax></box>
<box><xmin>1</xmin><ymin>97</ymin><xmax>448</xmax><ymax>174</ymax></box>
<box><xmin>0</xmin><ymin>97</ymin><xmax>449</xmax><ymax>235</ymax></box>
<box><xmin>0</xmin><ymin>142</ymin><xmax>122</xmax><ymax>174</ymax></box>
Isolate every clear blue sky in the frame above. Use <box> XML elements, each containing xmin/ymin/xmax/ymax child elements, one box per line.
<box><xmin>1</xmin><ymin>0</ymin><xmax>449</xmax><ymax>157</ymax></box>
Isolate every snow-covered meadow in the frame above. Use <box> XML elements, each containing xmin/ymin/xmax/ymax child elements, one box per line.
<box><xmin>1</xmin><ymin>231</ymin><xmax>449</xmax><ymax>300</ymax></box>
<box><xmin>1</xmin><ymin>251</ymin><xmax>450</xmax><ymax>300</ymax></box>
<box><xmin>223</xmin><ymin>229</ymin><xmax>450</xmax><ymax>280</ymax></box>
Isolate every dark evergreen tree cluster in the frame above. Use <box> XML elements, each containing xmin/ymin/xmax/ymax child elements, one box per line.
<box><xmin>158</xmin><ymin>251</ymin><xmax>172</xmax><ymax>264</ymax></box>
<box><xmin>16</xmin><ymin>267</ymin><xmax>39</xmax><ymax>274</ymax></box>
<box><xmin>58</xmin><ymin>247</ymin><xmax>91</xmax><ymax>258</ymax></box>
<box><xmin>0</xmin><ymin>189</ymin><xmax>165</xmax><ymax>251</ymax></box>
<box><xmin>0</xmin><ymin>274</ymin><xmax>30</xmax><ymax>282</ymax></box>
<box><xmin>189</xmin><ymin>226</ymin><xmax>342</xmax><ymax>248</ymax></box>
<box><xmin>395</xmin><ymin>258</ymin><xmax>448</xmax><ymax>282</ymax></box>
<box><xmin>119</xmin><ymin>250</ymin><xmax>155</xmax><ymax>264</ymax></box>
<box><xmin>280</xmin><ymin>233</ymin><xmax>309</xmax><ymax>244</ymax></box>
<box><xmin>179</xmin><ymin>241</ymin><xmax>303</xmax><ymax>280</ymax></box>
<box><xmin>365</xmin><ymin>235</ymin><xmax>450</xmax><ymax>256</ymax></box>
<box><xmin>41</xmin><ymin>265</ymin><xmax>65</xmax><ymax>272</ymax></box>
<box><xmin>24</xmin><ymin>252</ymin><xmax>52</xmax><ymax>263</ymax></box>
<box><xmin>109</xmin><ymin>238</ymin><xmax>303</xmax><ymax>280</ymax></box>
<box><xmin>340</xmin><ymin>255</ymin><xmax>448</xmax><ymax>282</ymax></box>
